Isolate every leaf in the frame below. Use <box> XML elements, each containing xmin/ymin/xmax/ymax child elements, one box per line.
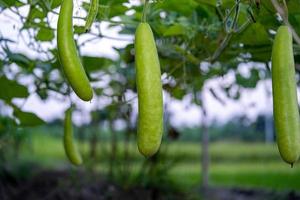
<box><xmin>158</xmin><ymin>0</ymin><xmax>198</xmax><ymax>16</ymax></box>
<box><xmin>0</xmin><ymin>76</ymin><xmax>29</xmax><ymax>101</ymax></box>
<box><xmin>194</xmin><ymin>0</ymin><xmax>235</xmax><ymax>7</ymax></box>
<box><xmin>194</xmin><ymin>0</ymin><xmax>217</xmax><ymax>6</ymax></box>
<box><xmin>120</xmin><ymin>44</ymin><xmax>134</xmax><ymax>64</ymax></box>
<box><xmin>6</xmin><ymin>51</ymin><xmax>34</xmax><ymax>69</ymax></box>
<box><xmin>288</xmin><ymin>10</ymin><xmax>300</xmax><ymax>36</ymax></box>
<box><xmin>238</xmin><ymin>23</ymin><xmax>270</xmax><ymax>46</ymax></box>
<box><xmin>13</xmin><ymin>109</ymin><xmax>45</xmax><ymax>127</ymax></box>
<box><xmin>246</xmin><ymin>45</ymin><xmax>272</xmax><ymax>62</ymax></box>
<box><xmin>287</xmin><ymin>0</ymin><xmax>300</xmax><ymax>14</ymax></box>
<box><xmin>74</xmin><ymin>25</ymin><xmax>86</xmax><ymax>34</ymax></box>
<box><xmin>35</xmin><ymin>27</ymin><xmax>54</xmax><ymax>41</ymax></box>
<box><xmin>98</xmin><ymin>4</ymin><xmax>110</xmax><ymax>20</ymax></box>
<box><xmin>261</xmin><ymin>0</ymin><xmax>275</xmax><ymax>13</ymax></box>
<box><xmin>108</xmin><ymin>4</ymin><xmax>128</xmax><ymax>18</ymax></box>
<box><xmin>163</xmin><ymin>24</ymin><xmax>186</xmax><ymax>36</ymax></box>
<box><xmin>82</xmin><ymin>56</ymin><xmax>113</xmax><ymax>72</ymax></box>
<box><xmin>26</xmin><ymin>6</ymin><xmax>46</xmax><ymax>22</ymax></box>
<box><xmin>0</xmin><ymin>0</ymin><xmax>16</xmax><ymax>7</ymax></box>
<box><xmin>236</xmin><ymin>68</ymin><xmax>260</xmax><ymax>88</ymax></box>
<box><xmin>49</xmin><ymin>0</ymin><xmax>62</xmax><ymax>9</ymax></box>
<box><xmin>172</xmin><ymin>85</ymin><xmax>186</xmax><ymax>100</ymax></box>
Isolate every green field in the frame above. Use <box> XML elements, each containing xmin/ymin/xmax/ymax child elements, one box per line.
<box><xmin>11</xmin><ymin>132</ymin><xmax>300</xmax><ymax>191</ymax></box>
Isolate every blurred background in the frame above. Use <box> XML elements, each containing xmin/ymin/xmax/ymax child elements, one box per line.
<box><xmin>0</xmin><ymin>0</ymin><xmax>300</xmax><ymax>199</ymax></box>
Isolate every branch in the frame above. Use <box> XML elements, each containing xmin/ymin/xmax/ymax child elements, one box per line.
<box><xmin>270</xmin><ymin>0</ymin><xmax>300</xmax><ymax>45</ymax></box>
<box><xmin>80</xmin><ymin>32</ymin><xmax>133</xmax><ymax>46</ymax></box>
<box><xmin>209</xmin><ymin>0</ymin><xmax>244</xmax><ymax>63</ymax></box>
<box><xmin>210</xmin><ymin>33</ymin><xmax>233</xmax><ymax>63</ymax></box>
<box><xmin>50</xmin><ymin>10</ymin><xmax>137</xmax><ymax>25</ymax></box>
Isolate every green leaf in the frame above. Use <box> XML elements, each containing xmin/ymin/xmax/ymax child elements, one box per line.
<box><xmin>159</xmin><ymin>0</ymin><xmax>198</xmax><ymax>16</ymax></box>
<box><xmin>289</xmin><ymin>14</ymin><xmax>300</xmax><ymax>36</ymax></box>
<box><xmin>261</xmin><ymin>0</ymin><xmax>275</xmax><ymax>13</ymax></box>
<box><xmin>82</xmin><ymin>56</ymin><xmax>113</xmax><ymax>72</ymax></box>
<box><xmin>194</xmin><ymin>0</ymin><xmax>234</xmax><ymax>7</ymax></box>
<box><xmin>240</xmin><ymin>45</ymin><xmax>272</xmax><ymax>62</ymax></box>
<box><xmin>98</xmin><ymin>4</ymin><xmax>110</xmax><ymax>20</ymax></box>
<box><xmin>238</xmin><ymin>23</ymin><xmax>271</xmax><ymax>46</ymax></box>
<box><xmin>13</xmin><ymin>109</ymin><xmax>45</xmax><ymax>127</ymax></box>
<box><xmin>0</xmin><ymin>76</ymin><xmax>29</xmax><ymax>101</ymax></box>
<box><xmin>163</xmin><ymin>24</ymin><xmax>186</xmax><ymax>36</ymax></box>
<box><xmin>108</xmin><ymin>4</ymin><xmax>128</xmax><ymax>18</ymax></box>
<box><xmin>287</xmin><ymin>0</ymin><xmax>300</xmax><ymax>14</ymax></box>
<box><xmin>6</xmin><ymin>52</ymin><xmax>34</xmax><ymax>69</ymax></box>
<box><xmin>74</xmin><ymin>25</ymin><xmax>86</xmax><ymax>34</ymax></box>
<box><xmin>236</xmin><ymin>68</ymin><xmax>260</xmax><ymax>88</ymax></box>
<box><xmin>0</xmin><ymin>0</ymin><xmax>16</xmax><ymax>7</ymax></box>
<box><xmin>194</xmin><ymin>0</ymin><xmax>217</xmax><ymax>6</ymax></box>
<box><xmin>26</xmin><ymin>6</ymin><xmax>46</xmax><ymax>22</ymax></box>
<box><xmin>35</xmin><ymin>27</ymin><xmax>54</xmax><ymax>41</ymax></box>
<box><xmin>172</xmin><ymin>85</ymin><xmax>186</xmax><ymax>99</ymax></box>
<box><xmin>48</xmin><ymin>0</ymin><xmax>62</xmax><ymax>9</ymax></box>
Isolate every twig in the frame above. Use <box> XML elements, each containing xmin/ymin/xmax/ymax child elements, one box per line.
<box><xmin>216</xmin><ymin>0</ymin><xmax>224</xmax><ymax>20</ymax></box>
<box><xmin>230</xmin><ymin>0</ymin><xmax>240</xmax><ymax>30</ymax></box>
<box><xmin>223</xmin><ymin>0</ymin><xmax>241</xmax><ymax>30</ymax></box>
<box><xmin>51</xmin><ymin>10</ymin><xmax>137</xmax><ymax>25</ymax></box>
<box><xmin>209</xmin><ymin>0</ymin><xmax>243</xmax><ymax>63</ymax></box>
<box><xmin>210</xmin><ymin>33</ymin><xmax>233</xmax><ymax>63</ymax></box>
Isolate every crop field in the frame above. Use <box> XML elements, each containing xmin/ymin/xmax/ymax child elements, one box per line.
<box><xmin>10</xmin><ymin>132</ymin><xmax>300</xmax><ymax>192</ymax></box>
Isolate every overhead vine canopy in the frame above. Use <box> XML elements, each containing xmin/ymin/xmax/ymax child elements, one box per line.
<box><xmin>0</xmin><ymin>0</ymin><xmax>299</xmax><ymax>126</ymax></box>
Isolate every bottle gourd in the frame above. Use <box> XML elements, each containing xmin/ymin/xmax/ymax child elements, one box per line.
<box><xmin>135</xmin><ymin>22</ymin><xmax>163</xmax><ymax>157</ymax></box>
<box><xmin>63</xmin><ymin>108</ymin><xmax>82</xmax><ymax>165</ymax></box>
<box><xmin>272</xmin><ymin>25</ymin><xmax>300</xmax><ymax>165</ymax></box>
<box><xmin>57</xmin><ymin>0</ymin><xmax>93</xmax><ymax>101</ymax></box>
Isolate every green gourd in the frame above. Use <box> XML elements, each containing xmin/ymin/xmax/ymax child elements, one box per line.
<box><xmin>135</xmin><ymin>22</ymin><xmax>163</xmax><ymax>157</ymax></box>
<box><xmin>57</xmin><ymin>0</ymin><xmax>93</xmax><ymax>101</ymax></box>
<box><xmin>63</xmin><ymin>108</ymin><xmax>82</xmax><ymax>165</ymax></box>
<box><xmin>272</xmin><ymin>25</ymin><xmax>300</xmax><ymax>165</ymax></box>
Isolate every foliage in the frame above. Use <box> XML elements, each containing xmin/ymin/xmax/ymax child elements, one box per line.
<box><xmin>0</xmin><ymin>0</ymin><xmax>299</xmax><ymax>127</ymax></box>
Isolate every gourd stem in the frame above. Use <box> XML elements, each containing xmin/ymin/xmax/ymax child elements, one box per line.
<box><xmin>282</xmin><ymin>0</ymin><xmax>288</xmax><ymax>20</ymax></box>
<box><xmin>142</xmin><ymin>0</ymin><xmax>150</xmax><ymax>23</ymax></box>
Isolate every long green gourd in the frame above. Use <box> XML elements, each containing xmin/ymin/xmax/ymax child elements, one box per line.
<box><xmin>57</xmin><ymin>0</ymin><xmax>93</xmax><ymax>101</ymax></box>
<box><xmin>135</xmin><ymin>22</ymin><xmax>163</xmax><ymax>157</ymax></box>
<box><xmin>64</xmin><ymin>108</ymin><xmax>82</xmax><ymax>166</ymax></box>
<box><xmin>272</xmin><ymin>25</ymin><xmax>300</xmax><ymax>166</ymax></box>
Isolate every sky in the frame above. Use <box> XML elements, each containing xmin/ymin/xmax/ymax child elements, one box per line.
<box><xmin>0</xmin><ymin>1</ymin><xmax>289</xmax><ymax>128</ymax></box>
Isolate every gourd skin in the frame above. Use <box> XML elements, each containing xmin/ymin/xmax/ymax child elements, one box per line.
<box><xmin>272</xmin><ymin>25</ymin><xmax>300</xmax><ymax>165</ymax></box>
<box><xmin>57</xmin><ymin>0</ymin><xmax>93</xmax><ymax>101</ymax></box>
<box><xmin>135</xmin><ymin>22</ymin><xmax>163</xmax><ymax>157</ymax></box>
<box><xmin>64</xmin><ymin>108</ymin><xmax>82</xmax><ymax>166</ymax></box>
